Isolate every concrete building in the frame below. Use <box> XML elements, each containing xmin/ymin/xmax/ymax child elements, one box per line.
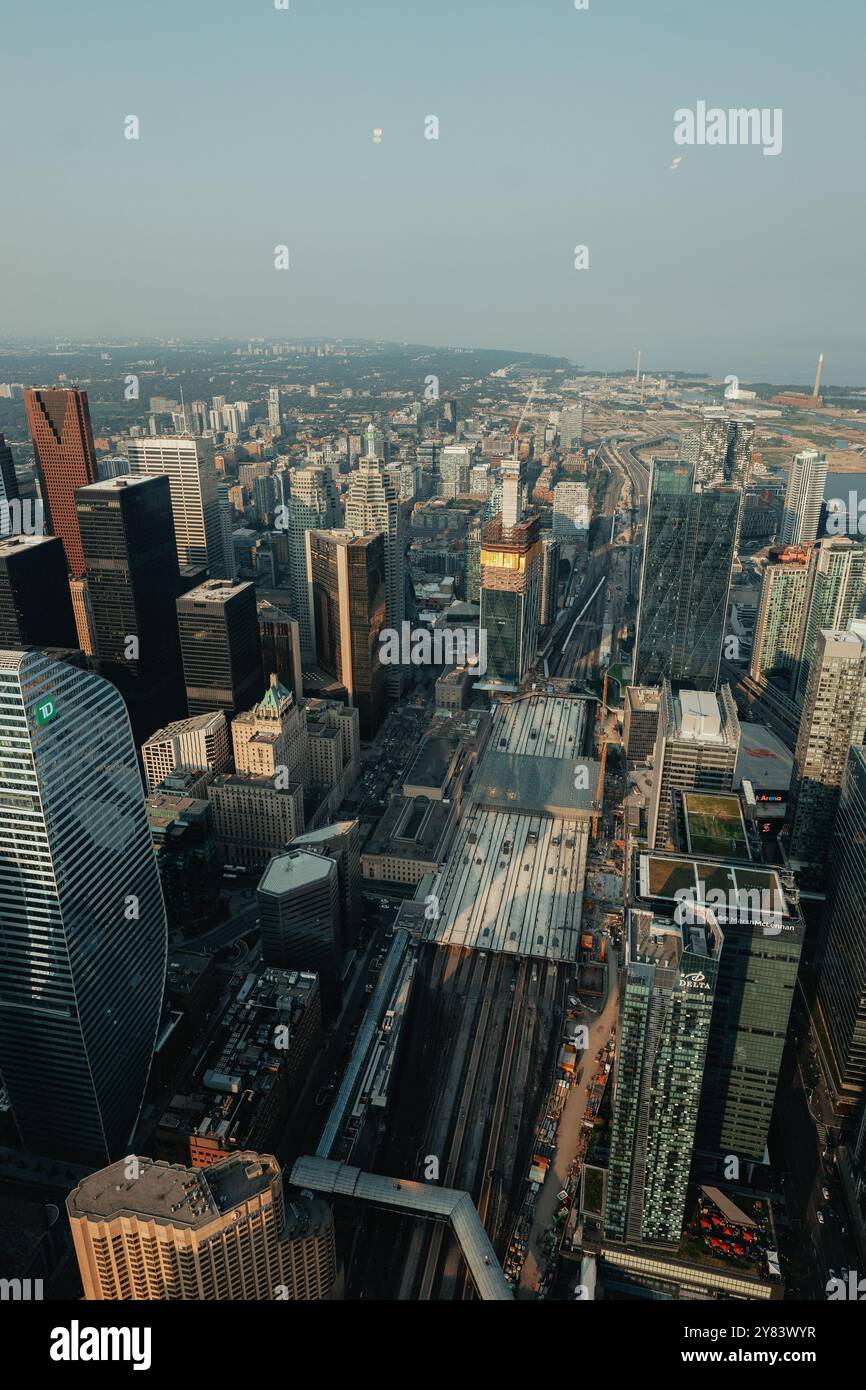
<box><xmin>25</xmin><ymin>387</ymin><xmax>97</xmax><ymax>576</ymax></box>
<box><xmin>207</xmin><ymin>774</ymin><xmax>304</xmax><ymax>867</ymax></box>
<box><xmin>552</xmin><ymin>481</ymin><xmax>590</xmax><ymax>539</ymax></box>
<box><xmin>648</xmin><ymin>684</ymin><xmax>740</xmax><ymax>850</ymax></box>
<box><xmin>67</xmin><ymin>1151</ymin><xmax>336</xmax><ymax>1301</ymax></box>
<box><xmin>794</xmin><ymin>537</ymin><xmax>866</xmax><ymax>705</ymax></box>
<box><xmin>156</xmin><ymin>966</ymin><xmax>322</xmax><ymax>1167</ymax></box>
<box><xmin>539</xmin><ymin>534</ymin><xmax>560</xmax><ymax>626</ymax></box>
<box><xmin>290</xmin><ymin>820</ymin><xmax>362</xmax><ymax>948</ymax></box>
<box><xmin>306</xmin><ymin>529</ymin><xmax>388</xmax><ymax>737</ymax></box>
<box><xmin>127</xmin><ymin>435</ymin><xmax>227</xmax><ymax>577</ymax></box>
<box><xmin>283</xmin><ymin>467</ymin><xmax>339</xmax><ymax>661</ymax></box>
<box><xmin>749</xmin><ymin>545</ymin><xmax>812</xmax><ymax>699</ymax></box>
<box><xmin>231</xmin><ymin>674</ymin><xmax>308</xmax><ymax>788</ymax></box>
<box><xmin>142</xmin><ymin>711</ymin><xmax>231</xmax><ymax>793</ymax></box>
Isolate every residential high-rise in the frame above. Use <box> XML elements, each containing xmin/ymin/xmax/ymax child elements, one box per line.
<box><xmin>634</xmin><ymin>460</ymin><xmax>740</xmax><ymax>691</ymax></box>
<box><xmin>141</xmin><ymin>711</ymin><xmax>231</xmax><ymax>793</ymax></box>
<box><xmin>479</xmin><ymin>457</ymin><xmax>541</xmax><ymax>690</ymax></box>
<box><xmin>788</xmin><ymin>626</ymin><xmax>866</xmax><ymax>867</ymax></box>
<box><xmin>258</xmin><ymin>599</ymin><xmax>303</xmax><ymax>702</ymax></box>
<box><xmin>685</xmin><ymin>409</ymin><xmax>754</xmax><ymax>488</ymax></box>
<box><xmin>552</xmin><ymin>481</ymin><xmax>590</xmax><ymax>539</ymax></box>
<box><xmin>439</xmin><ymin>445</ymin><xmax>472</xmax><ymax>499</ymax></box>
<box><xmin>127</xmin><ymin>436</ymin><xmax>227</xmax><ymax>576</ymax></box>
<box><xmin>283</xmin><ymin>467</ymin><xmax>338</xmax><ymax>661</ymax></box>
<box><xmin>24</xmin><ymin>387</ymin><xmax>97</xmax><ymax>575</ymax></box>
<box><xmin>648</xmin><ymin>684</ymin><xmax>740</xmax><ymax>850</ymax></box>
<box><xmin>559</xmin><ymin>404</ymin><xmax>585</xmax><ymax>450</ymax></box>
<box><xmin>345</xmin><ymin>441</ymin><xmax>408</xmax><ymax>697</ymax></box>
<box><xmin>465</xmin><ymin>518</ymin><xmax>482</xmax><ymax>604</ymax></box>
<box><xmin>0</xmin><ymin>534</ymin><xmax>77</xmax><ymax>649</ymax></box>
<box><xmin>539</xmin><ymin>535</ymin><xmax>560</xmax><ymax>626</ymax></box>
<box><xmin>794</xmin><ymin>537</ymin><xmax>866</xmax><ymax>705</ymax></box>
<box><xmin>749</xmin><ymin>545</ymin><xmax>812</xmax><ymax>698</ymax></box>
<box><xmin>258</xmin><ymin>850</ymin><xmax>343</xmax><ymax>1001</ymax></box>
<box><xmin>267</xmin><ymin>386</ymin><xmax>281</xmax><ymax>432</ymax></box>
<box><xmin>605</xmin><ymin>909</ymin><xmax>721</xmax><ymax>1247</ymax></box>
<box><xmin>76</xmin><ymin>474</ymin><xmax>186</xmax><ymax>741</ymax></box>
<box><xmin>779</xmin><ymin>449</ymin><xmax>828</xmax><ymax>546</ymax></box>
<box><xmin>0</xmin><ymin>649</ymin><xmax>167</xmax><ymax>1164</ymax></box>
<box><xmin>813</xmin><ymin>746</ymin><xmax>866</xmax><ymax>1114</ymax></box>
<box><xmin>177</xmin><ymin>578</ymin><xmax>263</xmax><ymax>717</ymax></box>
<box><xmin>67</xmin><ymin>1151</ymin><xmax>336</xmax><ymax>1301</ymax></box>
<box><xmin>306</xmin><ymin>529</ymin><xmax>388</xmax><ymax>737</ymax></box>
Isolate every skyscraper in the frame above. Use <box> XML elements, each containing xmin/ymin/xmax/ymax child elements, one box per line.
<box><xmin>552</xmin><ymin>481</ymin><xmax>590</xmax><ymax>539</ymax></box>
<box><xmin>559</xmin><ymin>404</ymin><xmax>585</xmax><ymax>450</ymax></box>
<box><xmin>127</xmin><ymin>436</ymin><xmax>227</xmax><ymax>576</ymax></box>
<box><xmin>539</xmin><ymin>534</ymin><xmax>560</xmax><ymax>626</ymax></box>
<box><xmin>648</xmin><ymin>684</ymin><xmax>740</xmax><ymax>850</ymax></box>
<box><xmin>813</xmin><ymin>746</ymin><xmax>866</xmax><ymax>1114</ymax></box>
<box><xmin>794</xmin><ymin>537</ymin><xmax>866</xmax><ymax>705</ymax></box>
<box><xmin>176</xmin><ymin>579</ymin><xmax>263</xmax><ymax>718</ymax></box>
<box><xmin>231</xmin><ymin>673</ymin><xmax>308</xmax><ymax>787</ymax></box>
<box><xmin>479</xmin><ymin>456</ymin><xmax>542</xmax><ymax>690</ymax></box>
<box><xmin>345</xmin><ymin>439</ymin><xmax>408</xmax><ymax>697</ymax></box>
<box><xmin>605</xmin><ymin>909</ymin><xmax>721</xmax><ymax>1247</ymax></box>
<box><xmin>749</xmin><ymin>545</ymin><xmax>812</xmax><ymax>699</ymax></box>
<box><xmin>634</xmin><ymin>460</ymin><xmax>740</xmax><ymax>691</ymax></box>
<box><xmin>67</xmin><ymin>1151</ymin><xmax>336</xmax><ymax>1301</ymax></box>
<box><xmin>779</xmin><ymin>449</ymin><xmax>828</xmax><ymax>546</ymax></box>
<box><xmin>306</xmin><ymin>529</ymin><xmax>388</xmax><ymax>737</ymax></box>
<box><xmin>258</xmin><ymin>599</ymin><xmax>303</xmax><ymax>703</ymax></box>
<box><xmin>267</xmin><ymin>386</ymin><xmax>281</xmax><ymax>432</ymax></box>
<box><xmin>283</xmin><ymin>467</ymin><xmax>338</xmax><ymax>661</ymax></box>
<box><xmin>258</xmin><ymin>850</ymin><xmax>343</xmax><ymax>1000</ymax></box>
<box><xmin>685</xmin><ymin>409</ymin><xmax>754</xmax><ymax>488</ymax></box>
<box><xmin>141</xmin><ymin>710</ymin><xmax>231</xmax><ymax>793</ymax></box>
<box><xmin>0</xmin><ymin>433</ymin><xmax>20</xmax><ymax>508</ymax></box>
<box><xmin>788</xmin><ymin>626</ymin><xmax>866</xmax><ymax>867</ymax></box>
<box><xmin>0</xmin><ymin>534</ymin><xmax>77</xmax><ymax>649</ymax></box>
<box><xmin>25</xmin><ymin>387</ymin><xmax>97</xmax><ymax>575</ymax></box>
<box><xmin>76</xmin><ymin>474</ymin><xmax>187</xmax><ymax>741</ymax></box>
<box><xmin>0</xmin><ymin>649</ymin><xmax>167</xmax><ymax>1164</ymax></box>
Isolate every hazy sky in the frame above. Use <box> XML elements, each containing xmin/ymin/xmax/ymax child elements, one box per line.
<box><xmin>3</xmin><ymin>0</ymin><xmax>865</xmax><ymax>383</ymax></box>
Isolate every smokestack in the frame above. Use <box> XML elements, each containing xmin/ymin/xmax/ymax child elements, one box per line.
<box><xmin>813</xmin><ymin>352</ymin><xmax>824</xmax><ymax>399</ymax></box>
<box><xmin>635</xmin><ymin>350</ymin><xmax>641</xmax><ymax>383</ymax></box>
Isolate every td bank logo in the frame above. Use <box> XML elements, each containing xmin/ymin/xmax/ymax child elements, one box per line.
<box><xmin>34</xmin><ymin>697</ymin><xmax>57</xmax><ymax>727</ymax></box>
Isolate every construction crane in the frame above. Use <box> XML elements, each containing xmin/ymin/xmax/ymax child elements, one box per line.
<box><xmin>591</xmin><ymin>667</ymin><xmax>609</xmax><ymax>839</ymax></box>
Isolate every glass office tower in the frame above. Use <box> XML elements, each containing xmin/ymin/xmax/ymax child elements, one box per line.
<box><xmin>0</xmin><ymin>649</ymin><xmax>167</xmax><ymax>1165</ymax></box>
<box><xmin>634</xmin><ymin>460</ymin><xmax>741</xmax><ymax>690</ymax></box>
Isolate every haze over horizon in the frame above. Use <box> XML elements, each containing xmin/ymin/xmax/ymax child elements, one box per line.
<box><xmin>3</xmin><ymin>0</ymin><xmax>865</xmax><ymax>384</ymax></box>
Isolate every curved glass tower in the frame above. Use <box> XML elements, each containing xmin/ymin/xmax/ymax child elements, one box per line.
<box><xmin>0</xmin><ymin>649</ymin><xmax>167</xmax><ymax>1164</ymax></box>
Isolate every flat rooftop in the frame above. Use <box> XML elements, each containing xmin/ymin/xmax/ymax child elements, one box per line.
<box><xmin>67</xmin><ymin>1153</ymin><xmax>278</xmax><ymax>1226</ymax></box>
<box><xmin>682</xmin><ymin>792</ymin><xmax>749</xmax><ymax>859</ymax></box>
<box><xmin>423</xmin><ymin>809</ymin><xmax>588</xmax><ymax>960</ymax></box>
<box><xmin>636</xmin><ymin>852</ymin><xmax>789</xmax><ymax>923</ymax></box>
<box><xmin>676</xmin><ymin>690</ymin><xmax>722</xmax><ymax>741</ymax></box>
<box><xmin>258</xmin><ymin>849</ymin><xmax>334</xmax><ymax>895</ymax></box>
<box><xmin>735</xmin><ymin>722</ymin><xmax>794</xmax><ymax>792</ymax></box>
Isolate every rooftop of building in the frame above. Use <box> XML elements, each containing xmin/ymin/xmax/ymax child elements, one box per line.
<box><xmin>67</xmin><ymin>1152</ymin><xmax>280</xmax><ymax>1226</ymax></box>
<box><xmin>626</xmin><ymin>684</ymin><xmax>660</xmax><ymax>712</ymax></box>
<box><xmin>634</xmin><ymin>850</ymin><xmax>795</xmax><ymax>927</ymax></box>
<box><xmin>681</xmin><ymin>791</ymin><xmax>750</xmax><ymax>859</ymax></box>
<box><xmin>258</xmin><ymin>849</ymin><xmax>335</xmax><ymax>896</ymax></box>
<box><xmin>363</xmin><ymin>794</ymin><xmax>453</xmax><ymax>863</ymax></box>
<box><xmin>76</xmin><ymin>474</ymin><xmax>157</xmax><ymax>494</ymax></box>
<box><xmin>0</xmin><ymin>533</ymin><xmax>57</xmax><ymax>556</ymax></box>
<box><xmin>735</xmin><ymin>723</ymin><xmax>794</xmax><ymax>792</ymax></box>
<box><xmin>143</xmin><ymin>711</ymin><xmax>226</xmax><ymax>743</ymax></box>
<box><xmin>178</xmin><ymin>578</ymin><xmax>253</xmax><ymax>604</ymax></box>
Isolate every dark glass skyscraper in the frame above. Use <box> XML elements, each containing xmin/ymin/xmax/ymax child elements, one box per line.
<box><xmin>0</xmin><ymin>534</ymin><xmax>78</xmax><ymax>649</ymax></box>
<box><xmin>25</xmin><ymin>387</ymin><xmax>97</xmax><ymax>576</ymax></box>
<box><xmin>634</xmin><ymin>460</ymin><xmax>741</xmax><ymax>690</ymax></box>
<box><xmin>814</xmin><ymin>745</ymin><xmax>866</xmax><ymax>1114</ymax></box>
<box><xmin>177</xmin><ymin>579</ymin><xmax>263</xmax><ymax>718</ymax></box>
<box><xmin>76</xmin><ymin>475</ymin><xmax>187</xmax><ymax>742</ymax></box>
<box><xmin>306</xmin><ymin>529</ymin><xmax>387</xmax><ymax>738</ymax></box>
